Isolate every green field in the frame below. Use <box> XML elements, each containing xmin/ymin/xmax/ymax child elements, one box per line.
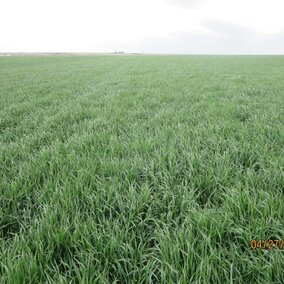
<box><xmin>0</xmin><ymin>55</ymin><xmax>284</xmax><ymax>283</ymax></box>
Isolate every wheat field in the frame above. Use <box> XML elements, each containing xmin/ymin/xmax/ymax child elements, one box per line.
<box><xmin>0</xmin><ymin>55</ymin><xmax>284</xmax><ymax>283</ymax></box>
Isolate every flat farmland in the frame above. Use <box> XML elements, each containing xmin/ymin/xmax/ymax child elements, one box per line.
<box><xmin>0</xmin><ymin>55</ymin><xmax>284</xmax><ymax>283</ymax></box>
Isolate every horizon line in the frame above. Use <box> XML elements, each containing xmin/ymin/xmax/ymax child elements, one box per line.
<box><xmin>1</xmin><ymin>52</ymin><xmax>284</xmax><ymax>56</ymax></box>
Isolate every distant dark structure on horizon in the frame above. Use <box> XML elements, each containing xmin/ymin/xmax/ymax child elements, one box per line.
<box><xmin>113</xmin><ymin>51</ymin><xmax>125</xmax><ymax>54</ymax></box>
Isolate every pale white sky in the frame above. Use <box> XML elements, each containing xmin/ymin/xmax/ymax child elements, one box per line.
<box><xmin>0</xmin><ymin>0</ymin><xmax>283</xmax><ymax>54</ymax></box>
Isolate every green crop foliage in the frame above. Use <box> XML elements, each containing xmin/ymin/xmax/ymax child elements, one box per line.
<box><xmin>0</xmin><ymin>55</ymin><xmax>284</xmax><ymax>283</ymax></box>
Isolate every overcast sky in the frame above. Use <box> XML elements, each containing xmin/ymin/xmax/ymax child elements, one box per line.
<box><xmin>0</xmin><ymin>0</ymin><xmax>283</xmax><ymax>54</ymax></box>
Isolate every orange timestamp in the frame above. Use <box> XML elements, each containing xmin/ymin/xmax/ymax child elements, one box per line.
<box><xmin>251</xmin><ymin>239</ymin><xmax>284</xmax><ymax>250</ymax></box>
